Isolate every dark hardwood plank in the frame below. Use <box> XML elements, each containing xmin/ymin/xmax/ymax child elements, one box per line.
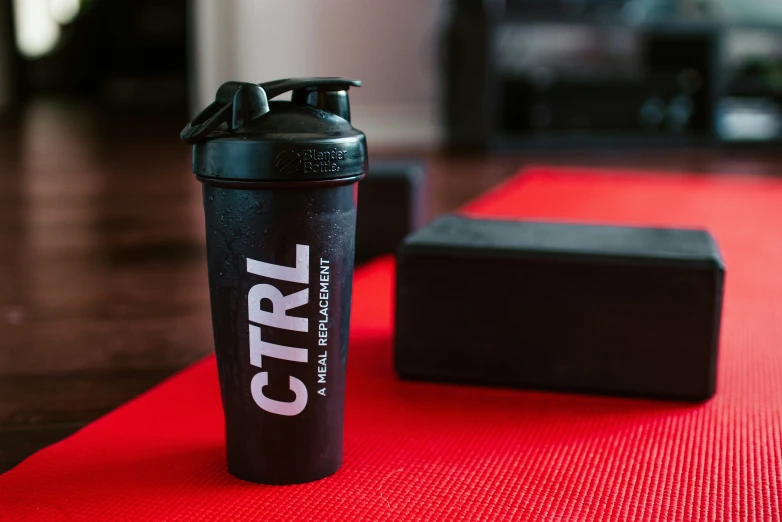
<box><xmin>0</xmin><ymin>371</ymin><xmax>172</xmax><ymax>471</ymax></box>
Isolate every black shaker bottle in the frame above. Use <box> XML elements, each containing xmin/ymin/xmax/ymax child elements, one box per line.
<box><xmin>181</xmin><ymin>78</ymin><xmax>367</xmax><ymax>484</ymax></box>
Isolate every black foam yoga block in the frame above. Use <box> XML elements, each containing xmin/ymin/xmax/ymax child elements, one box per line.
<box><xmin>355</xmin><ymin>161</ymin><xmax>424</xmax><ymax>264</ymax></box>
<box><xmin>395</xmin><ymin>215</ymin><xmax>725</xmax><ymax>402</ymax></box>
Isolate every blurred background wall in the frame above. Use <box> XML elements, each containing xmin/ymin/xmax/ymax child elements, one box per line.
<box><xmin>192</xmin><ymin>0</ymin><xmax>445</xmax><ymax>148</ymax></box>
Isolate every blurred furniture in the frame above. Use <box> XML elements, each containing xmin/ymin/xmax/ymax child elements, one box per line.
<box><xmin>445</xmin><ymin>0</ymin><xmax>782</xmax><ymax>148</ymax></box>
<box><xmin>0</xmin><ymin>0</ymin><xmax>17</xmax><ymax>113</ymax></box>
<box><xmin>12</xmin><ymin>0</ymin><xmax>187</xmax><ymax>109</ymax></box>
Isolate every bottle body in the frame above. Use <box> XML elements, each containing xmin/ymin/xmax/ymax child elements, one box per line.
<box><xmin>201</xmin><ymin>178</ymin><xmax>358</xmax><ymax>484</ymax></box>
<box><xmin>184</xmin><ymin>77</ymin><xmax>367</xmax><ymax>484</ymax></box>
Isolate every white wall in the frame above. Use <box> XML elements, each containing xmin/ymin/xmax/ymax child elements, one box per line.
<box><xmin>193</xmin><ymin>0</ymin><xmax>445</xmax><ymax>147</ymax></box>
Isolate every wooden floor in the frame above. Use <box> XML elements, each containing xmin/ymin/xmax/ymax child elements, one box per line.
<box><xmin>1</xmin><ymin>99</ymin><xmax>781</xmax><ymax>473</ymax></box>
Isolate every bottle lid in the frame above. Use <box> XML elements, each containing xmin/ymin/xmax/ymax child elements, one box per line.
<box><xmin>182</xmin><ymin>78</ymin><xmax>367</xmax><ymax>183</ymax></box>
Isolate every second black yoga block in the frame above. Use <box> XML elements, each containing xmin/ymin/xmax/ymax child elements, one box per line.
<box><xmin>394</xmin><ymin>215</ymin><xmax>725</xmax><ymax>402</ymax></box>
<box><xmin>355</xmin><ymin>161</ymin><xmax>424</xmax><ymax>264</ymax></box>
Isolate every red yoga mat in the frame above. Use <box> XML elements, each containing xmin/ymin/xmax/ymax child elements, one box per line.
<box><xmin>3</xmin><ymin>166</ymin><xmax>782</xmax><ymax>521</ymax></box>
